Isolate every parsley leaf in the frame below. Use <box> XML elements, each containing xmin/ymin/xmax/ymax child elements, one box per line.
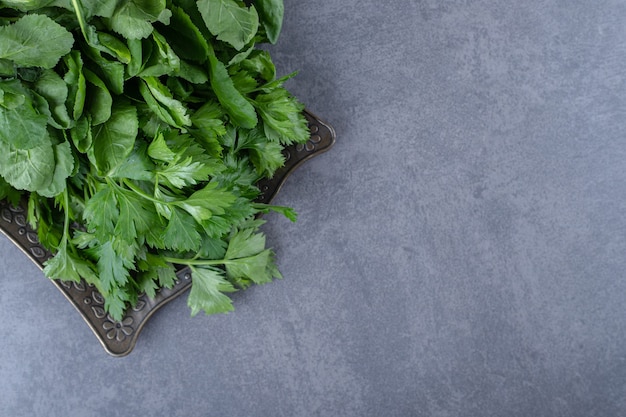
<box><xmin>187</xmin><ymin>266</ymin><xmax>236</xmax><ymax>316</ymax></box>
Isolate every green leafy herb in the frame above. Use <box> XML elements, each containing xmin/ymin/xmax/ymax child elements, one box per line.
<box><xmin>0</xmin><ymin>0</ymin><xmax>309</xmax><ymax>322</ymax></box>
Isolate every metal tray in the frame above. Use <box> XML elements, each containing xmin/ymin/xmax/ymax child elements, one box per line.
<box><xmin>0</xmin><ymin>110</ymin><xmax>335</xmax><ymax>357</ymax></box>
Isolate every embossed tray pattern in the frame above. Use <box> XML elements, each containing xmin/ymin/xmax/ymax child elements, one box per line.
<box><xmin>0</xmin><ymin>110</ymin><xmax>335</xmax><ymax>357</ymax></box>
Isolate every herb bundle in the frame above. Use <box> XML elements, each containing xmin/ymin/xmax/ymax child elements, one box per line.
<box><xmin>0</xmin><ymin>0</ymin><xmax>309</xmax><ymax>321</ymax></box>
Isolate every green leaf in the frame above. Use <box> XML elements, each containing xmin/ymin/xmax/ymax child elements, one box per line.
<box><xmin>158</xmin><ymin>5</ymin><xmax>210</xmax><ymax>63</ymax></box>
<box><xmin>0</xmin><ymin>138</ymin><xmax>55</xmax><ymax>193</ymax></box>
<box><xmin>0</xmin><ymin>80</ymin><xmax>49</xmax><ymax>150</ymax></box>
<box><xmin>36</xmin><ymin>141</ymin><xmax>75</xmax><ymax>198</ymax></box>
<box><xmin>190</xmin><ymin>101</ymin><xmax>225</xmax><ymax>156</ymax></box>
<box><xmin>32</xmin><ymin>69</ymin><xmax>71</xmax><ymax>129</ymax></box>
<box><xmin>162</xmin><ymin>207</ymin><xmax>202</xmax><ymax>252</ymax></box>
<box><xmin>175</xmin><ymin>182</ymin><xmax>236</xmax><ymax>223</ymax></box>
<box><xmin>197</xmin><ymin>0</ymin><xmax>259</xmax><ymax>51</ymax></box>
<box><xmin>126</xmin><ymin>38</ymin><xmax>144</xmax><ymax>77</ymax></box>
<box><xmin>0</xmin><ymin>14</ymin><xmax>74</xmax><ymax>69</ymax></box>
<box><xmin>139</xmin><ymin>77</ymin><xmax>190</xmax><ymax>128</ymax></box>
<box><xmin>78</xmin><ymin>0</ymin><xmax>120</xmax><ymax>18</ymax></box>
<box><xmin>96</xmin><ymin>32</ymin><xmax>132</xmax><ymax>64</ymax></box>
<box><xmin>113</xmin><ymin>186</ymin><xmax>159</xmax><ymax>245</ymax></box>
<box><xmin>0</xmin><ymin>177</ymin><xmax>22</xmax><ymax>207</ymax></box>
<box><xmin>237</xmin><ymin>128</ymin><xmax>285</xmax><ymax>176</ymax></box>
<box><xmin>63</xmin><ymin>51</ymin><xmax>87</xmax><ymax>121</ymax></box>
<box><xmin>94</xmin><ymin>240</ymin><xmax>131</xmax><ymax>294</ymax></box>
<box><xmin>109</xmin><ymin>0</ymin><xmax>169</xmax><ymax>40</ymax></box>
<box><xmin>109</xmin><ymin>143</ymin><xmax>155</xmax><ymax>181</ymax></box>
<box><xmin>208</xmin><ymin>54</ymin><xmax>257</xmax><ymax>129</ymax></box>
<box><xmin>187</xmin><ymin>266</ymin><xmax>236</xmax><ymax>316</ymax></box>
<box><xmin>92</xmin><ymin>101</ymin><xmax>138</xmax><ymax>174</ymax></box>
<box><xmin>83</xmin><ymin>183</ymin><xmax>119</xmax><ymax>240</ymax></box>
<box><xmin>240</xmin><ymin>50</ymin><xmax>275</xmax><ymax>81</ymax></box>
<box><xmin>70</xmin><ymin>115</ymin><xmax>92</xmax><ymax>153</ymax></box>
<box><xmin>83</xmin><ymin>69</ymin><xmax>112</xmax><ymax>125</ymax></box>
<box><xmin>226</xmin><ymin>226</ymin><xmax>266</xmax><ymax>259</ymax></box>
<box><xmin>253</xmin><ymin>88</ymin><xmax>309</xmax><ymax>145</ymax></box>
<box><xmin>1</xmin><ymin>0</ymin><xmax>57</xmax><ymax>11</ymax></box>
<box><xmin>137</xmin><ymin>30</ymin><xmax>180</xmax><ymax>77</ymax></box>
<box><xmin>82</xmin><ymin>45</ymin><xmax>125</xmax><ymax>95</ymax></box>
<box><xmin>157</xmin><ymin>157</ymin><xmax>216</xmax><ymax>189</ymax></box>
<box><xmin>225</xmin><ymin>249</ymin><xmax>275</xmax><ymax>284</ymax></box>
<box><xmin>148</xmin><ymin>132</ymin><xmax>177</xmax><ymax>163</ymax></box>
<box><xmin>43</xmin><ymin>240</ymin><xmax>95</xmax><ymax>283</ymax></box>
<box><xmin>254</xmin><ymin>0</ymin><xmax>283</xmax><ymax>44</ymax></box>
<box><xmin>137</xmin><ymin>253</ymin><xmax>177</xmax><ymax>288</ymax></box>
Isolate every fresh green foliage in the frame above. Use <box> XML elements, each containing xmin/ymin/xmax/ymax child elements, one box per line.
<box><xmin>0</xmin><ymin>0</ymin><xmax>308</xmax><ymax>321</ymax></box>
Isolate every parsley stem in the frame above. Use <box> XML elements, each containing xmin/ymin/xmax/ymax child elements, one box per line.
<box><xmin>121</xmin><ymin>179</ymin><xmax>165</xmax><ymax>206</ymax></box>
<box><xmin>162</xmin><ymin>256</ymin><xmax>231</xmax><ymax>267</ymax></box>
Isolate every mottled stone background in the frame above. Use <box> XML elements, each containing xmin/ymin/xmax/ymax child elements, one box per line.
<box><xmin>1</xmin><ymin>1</ymin><xmax>625</xmax><ymax>416</ymax></box>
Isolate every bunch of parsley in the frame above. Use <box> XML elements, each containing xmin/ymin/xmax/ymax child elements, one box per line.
<box><xmin>0</xmin><ymin>0</ymin><xmax>309</xmax><ymax>321</ymax></box>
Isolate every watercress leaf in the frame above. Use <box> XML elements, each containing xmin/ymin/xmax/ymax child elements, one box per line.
<box><xmin>253</xmin><ymin>0</ymin><xmax>283</xmax><ymax>44</ymax></box>
<box><xmin>139</xmin><ymin>77</ymin><xmax>190</xmax><ymax>128</ymax></box>
<box><xmin>70</xmin><ymin>115</ymin><xmax>92</xmax><ymax>153</ymax></box>
<box><xmin>0</xmin><ymin>14</ymin><xmax>74</xmax><ymax>69</ymax></box>
<box><xmin>162</xmin><ymin>207</ymin><xmax>202</xmax><ymax>252</ymax></box>
<box><xmin>208</xmin><ymin>54</ymin><xmax>257</xmax><ymax>129</ymax></box>
<box><xmin>0</xmin><ymin>80</ymin><xmax>49</xmax><ymax>150</ymax></box>
<box><xmin>96</xmin><ymin>32</ymin><xmax>132</xmax><ymax>64</ymax></box>
<box><xmin>32</xmin><ymin>69</ymin><xmax>71</xmax><ymax>129</ymax></box>
<box><xmin>197</xmin><ymin>0</ymin><xmax>259</xmax><ymax>51</ymax></box>
<box><xmin>0</xmin><ymin>138</ymin><xmax>55</xmax><ymax>192</ymax></box>
<box><xmin>137</xmin><ymin>30</ymin><xmax>180</xmax><ymax>77</ymax></box>
<box><xmin>1</xmin><ymin>0</ymin><xmax>57</xmax><ymax>11</ymax></box>
<box><xmin>92</xmin><ymin>101</ymin><xmax>138</xmax><ymax>175</ymax></box>
<box><xmin>174</xmin><ymin>60</ymin><xmax>209</xmax><ymax>84</ymax></box>
<box><xmin>126</xmin><ymin>38</ymin><xmax>143</xmax><ymax>77</ymax></box>
<box><xmin>36</xmin><ymin>140</ymin><xmax>75</xmax><ymax>198</ymax></box>
<box><xmin>82</xmin><ymin>45</ymin><xmax>125</xmax><ymax>95</ymax></box>
<box><xmin>187</xmin><ymin>266</ymin><xmax>235</xmax><ymax>316</ymax></box>
<box><xmin>157</xmin><ymin>5</ymin><xmax>209</xmax><ymax>63</ymax></box>
<box><xmin>79</xmin><ymin>0</ymin><xmax>120</xmax><ymax>18</ymax></box>
<box><xmin>63</xmin><ymin>51</ymin><xmax>87</xmax><ymax>121</ymax></box>
<box><xmin>83</xmin><ymin>69</ymin><xmax>112</xmax><ymax>125</ymax></box>
<box><xmin>109</xmin><ymin>0</ymin><xmax>168</xmax><ymax>40</ymax></box>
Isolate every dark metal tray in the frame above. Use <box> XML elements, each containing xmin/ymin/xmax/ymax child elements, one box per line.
<box><xmin>0</xmin><ymin>110</ymin><xmax>335</xmax><ymax>357</ymax></box>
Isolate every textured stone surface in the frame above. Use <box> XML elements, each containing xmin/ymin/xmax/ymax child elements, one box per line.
<box><xmin>1</xmin><ymin>1</ymin><xmax>625</xmax><ymax>416</ymax></box>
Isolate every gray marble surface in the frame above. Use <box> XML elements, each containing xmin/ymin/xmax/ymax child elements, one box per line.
<box><xmin>2</xmin><ymin>1</ymin><xmax>626</xmax><ymax>416</ymax></box>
